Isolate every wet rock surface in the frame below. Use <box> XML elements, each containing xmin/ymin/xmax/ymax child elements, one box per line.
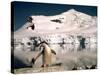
<box><xmin>13</xmin><ymin>50</ymin><xmax>97</xmax><ymax>74</ymax></box>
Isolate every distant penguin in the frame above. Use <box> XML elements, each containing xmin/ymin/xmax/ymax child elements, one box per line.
<box><xmin>72</xmin><ymin>66</ymin><xmax>77</xmax><ymax>70</ymax></box>
<box><xmin>72</xmin><ymin>65</ymin><xmax>78</xmax><ymax>70</ymax></box>
<box><xmin>84</xmin><ymin>65</ymin><xmax>90</xmax><ymax>69</ymax></box>
<box><xmin>27</xmin><ymin>23</ymin><xmax>35</xmax><ymax>30</ymax></box>
<box><xmin>31</xmin><ymin>41</ymin><xmax>56</xmax><ymax>67</ymax></box>
<box><xmin>90</xmin><ymin>65</ymin><xmax>96</xmax><ymax>69</ymax></box>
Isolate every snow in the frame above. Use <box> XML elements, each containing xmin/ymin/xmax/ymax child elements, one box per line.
<box><xmin>14</xmin><ymin>9</ymin><xmax>97</xmax><ymax>39</ymax></box>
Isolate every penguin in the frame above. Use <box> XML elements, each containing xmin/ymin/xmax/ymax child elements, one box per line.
<box><xmin>27</xmin><ymin>16</ymin><xmax>33</xmax><ymax>23</ymax></box>
<box><xmin>84</xmin><ymin>65</ymin><xmax>90</xmax><ymax>69</ymax></box>
<box><xmin>90</xmin><ymin>65</ymin><xmax>96</xmax><ymax>69</ymax></box>
<box><xmin>72</xmin><ymin>65</ymin><xmax>77</xmax><ymax>70</ymax></box>
<box><xmin>31</xmin><ymin>41</ymin><xmax>56</xmax><ymax>67</ymax></box>
<box><xmin>27</xmin><ymin>16</ymin><xmax>35</xmax><ymax>30</ymax></box>
<box><xmin>27</xmin><ymin>23</ymin><xmax>35</xmax><ymax>30</ymax></box>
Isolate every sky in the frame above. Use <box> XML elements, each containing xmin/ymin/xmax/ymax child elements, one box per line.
<box><xmin>11</xmin><ymin>1</ymin><xmax>97</xmax><ymax>31</ymax></box>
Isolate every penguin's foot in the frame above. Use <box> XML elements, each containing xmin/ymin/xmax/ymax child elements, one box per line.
<box><xmin>41</xmin><ymin>64</ymin><xmax>49</xmax><ymax>67</ymax></box>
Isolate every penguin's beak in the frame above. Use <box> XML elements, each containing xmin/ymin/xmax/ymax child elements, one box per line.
<box><xmin>51</xmin><ymin>49</ymin><xmax>56</xmax><ymax>55</ymax></box>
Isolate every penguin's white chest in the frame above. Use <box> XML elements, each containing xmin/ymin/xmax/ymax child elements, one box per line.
<box><xmin>45</xmin><ymin>45</ymin><xmax>51</xmax><ymax>54</ymax></box>
<box><xmin>43</xmin><ymin>45</ymin><xmax>52</xmax><ymax>65</ymax></box>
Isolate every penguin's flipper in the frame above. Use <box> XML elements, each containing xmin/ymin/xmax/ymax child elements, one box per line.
<box><xmin>51</xmin><ymin>49</ymin><xmax>56</xmax><ymax>55</ymax></box>
<box><xmin>34</xmin><ymin>51</ymin><xmax>43</xmax><ymax>61</ymax></box>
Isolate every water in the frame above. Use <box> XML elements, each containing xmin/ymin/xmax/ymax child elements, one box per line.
<box><xmin>13</xmin><ymin>43</ymin><xmax>97</xmax><ymax>71</ymax></box>
<box><xmin>49</xmin><ymin>43</ymin><xmax>97</xmax><ymax>53</ymax></box>
<box><xmin>48</xmin><ymin>43</ymin><xmax>97</xmax><ymax>70</ymax></box>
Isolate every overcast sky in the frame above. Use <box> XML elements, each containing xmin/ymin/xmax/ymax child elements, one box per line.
<box><xmin>12</xmin><ymin>1</ymin><xmax>97</xmax><ymax>31</ymax></box>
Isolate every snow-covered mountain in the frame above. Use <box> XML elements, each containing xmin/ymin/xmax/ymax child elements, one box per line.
<box><xmin>14</xmin><ymin>9</ymin><xmax>97</xmax><ymax>39</ymax></box>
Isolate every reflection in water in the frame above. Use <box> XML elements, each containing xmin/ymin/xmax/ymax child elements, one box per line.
<box><xmin>79</xmin><ymin>37</ymin><xmax>86</xmax><ymax>50</ymax></box>
<box><xmin>49</xmin><ymin>43</ymin><xmax>97</xmax><ymax>53</ymax></box>
<box><xmin>13</xmin><ymin>43</ymin><xmax>97</xmax><ymax>70</ymax></box>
